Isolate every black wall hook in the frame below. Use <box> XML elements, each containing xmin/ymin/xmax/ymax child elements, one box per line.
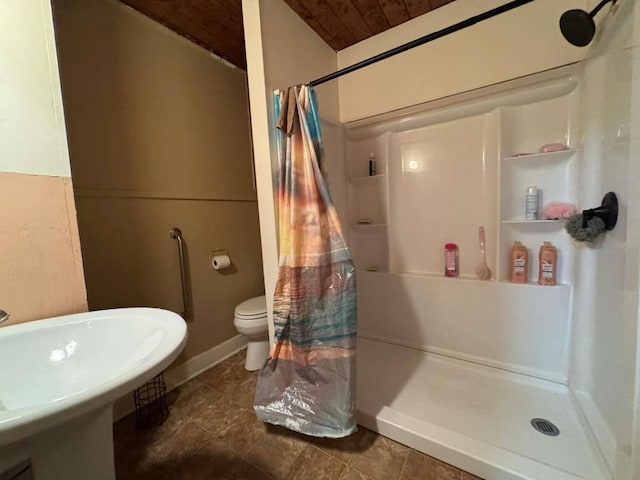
<box><xmin>582</xmin><ymin>192</ymin><xmax>618</xmax><ymax>230</ymax></box>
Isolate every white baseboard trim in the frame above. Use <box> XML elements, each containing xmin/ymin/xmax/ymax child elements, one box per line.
<box><xmin>112</xmin><ymin>334</ymin><xmax>248</xmax><ymax>422</ymax></box>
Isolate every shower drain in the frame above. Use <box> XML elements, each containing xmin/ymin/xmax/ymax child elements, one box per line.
<box><xmin>530</xmin><ymin>418</ymin><xmax>560</xmax><ymax>436</ymax></box>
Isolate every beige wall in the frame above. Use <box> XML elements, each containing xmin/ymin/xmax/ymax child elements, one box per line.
<box><xmin>0</xmin><ymin>173</ymin><xmax>87</xmax><ymax>325</ymax></box>
<box><xmin>0</xmin><ymin>0</ymin><xmax>87</xmax><ymax>326</ymax></box>
<box><xmin>337</xmin><ymin>0</ymin><xmax>590</xmax><ymax>122</ymax></box>
<box><xmin>53</xmin><ymin>0</ymin><xmax>264</xmax><ymax>364</ymax></box>
<box><xmin>242</xmin><ymin>0</ymin><xmax>341</xmax><ymax>343</ymax></box>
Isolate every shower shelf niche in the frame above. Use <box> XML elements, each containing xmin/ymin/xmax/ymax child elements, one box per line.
<box><xmin>346</xmin><ymin>132</ymin><xmax>390</xmax><ymax>273</ymax></box>
<box><xmin>500</xmin><ymin>148</ymin><xmax>578</xmax><ymax>221</ymax></box>
<box><xmin>499</xmin><ymin>146</ymin><xmax>578</xmax><ymax>285</ymax></box>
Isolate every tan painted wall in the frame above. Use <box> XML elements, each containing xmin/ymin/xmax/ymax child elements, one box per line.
<box><xmin>53</xmin><ymin>0</ymin><xmax>264</xmax><ymax>364</ymax></box>
<box><xmin>337</xmin><ymin>0</ymin><xmax>590</xmax><ymax>122</ymax></box>
<box><xmin>0</xmin><ymin>173</ymin><xmax>87</xmax><ymax>325</ymax></box>
<box><xmin>0</xmin><ymin>0</ymin><xmax>87</xmax><ymax>327</ymax></box>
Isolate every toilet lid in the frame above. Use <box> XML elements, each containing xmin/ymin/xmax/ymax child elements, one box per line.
<box><xmin>235</xmin><ymin>295</ymin><xmax>267</xmax><ymax>318</ymax></box>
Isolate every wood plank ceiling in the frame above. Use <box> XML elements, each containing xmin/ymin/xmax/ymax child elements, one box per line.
<box><xmin>119</xmin><ymin>0</ymin><xmax>456</xmax><ymax>70</ymax></box>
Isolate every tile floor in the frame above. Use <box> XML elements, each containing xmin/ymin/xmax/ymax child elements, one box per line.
<box><xmin>114</xmin><ymin>349</ymin><xmax>483</xmax><ymax>480</ymax></box>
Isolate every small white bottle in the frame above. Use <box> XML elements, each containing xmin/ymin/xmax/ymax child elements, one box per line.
<box><xmin>525</xmin><ymin>186</ymin><xmax>538</xmax><ymax>220</ymax></box>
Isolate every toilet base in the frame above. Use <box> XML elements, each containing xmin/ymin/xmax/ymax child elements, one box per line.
<box><xmin>245</xmin><ymin>339</ymin><xmax>270</xmax><ymax>371</ymax></box>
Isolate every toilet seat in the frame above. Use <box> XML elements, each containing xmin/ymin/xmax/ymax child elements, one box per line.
<box><xmin>234</xmin><ymin>295</ymin><xmax>267</xmax><ymax>319</ymax></box>
<box><xmin>235</xmin><ymin>312</ymin><xmax>267</xmax><ymax>320</ymax></box>
<box><xmin>233</xmin><ymin>295</ymin><xmax>268</xmax><ymax>337</ymax></box>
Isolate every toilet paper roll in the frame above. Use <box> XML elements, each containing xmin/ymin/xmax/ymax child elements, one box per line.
<box><xmin>212</xmin><ymin>255</ymin><xmax>231</xmax><ymax>270</ymax></box>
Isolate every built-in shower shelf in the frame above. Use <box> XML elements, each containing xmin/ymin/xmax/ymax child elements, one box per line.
<box><xmin>350</xmin><ymin>223</ymin><xmax>387</xmax><ymax>230</ymax></box>
<box><xmin>357</xmin><ymin>267</ymin><xmax>389</xmax><ymax>273</ymax></box>
<box><xmin>502</xmin><ymin>219</ymin><xmax>565</xmax><ymax>225</ymax></box>
<box><xmin>363</xmin><ymin>270</ymin><xmax>572</xmax><ymax>289</ymax></box>
<box><xmin>503</xmin><ymin>149</ymin><xmax>577</xmax><ymax>163</ymax></box>
<box><xmin>504</xmin><ymin>281</ymin><xmax>571</xmax><ymax>288</ymax></box>
<box><xmin>350</xmin><ymin>173</ymin><xmax>386</xmax><ymax>185</ymax></box>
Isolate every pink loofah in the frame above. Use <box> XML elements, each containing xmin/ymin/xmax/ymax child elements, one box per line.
<box><xmin>543</xmin><ymin>202</ymin><xmax>578</xmax><ymax>220</ymax></box>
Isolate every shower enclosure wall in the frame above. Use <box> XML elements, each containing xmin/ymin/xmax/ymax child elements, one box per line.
<box><xmin>347</xmin><ymin>68</ymin><xmax>578</xmax><ymax>384</ymax></box>
<box><xmin>243</xmin><ymin>0</ymin><xmax>640</xmax><ymax>479</ymax></box>
<box><xmin>346</xmin><ymin>66</ymin><xmax>607</xmax><ymax>480</ymax></box>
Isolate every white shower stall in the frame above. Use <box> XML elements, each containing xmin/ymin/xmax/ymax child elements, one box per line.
<box><xmin>243</xmin><ymin>0</ymin><xmax>640</xmax><ymax>479</ymax></box>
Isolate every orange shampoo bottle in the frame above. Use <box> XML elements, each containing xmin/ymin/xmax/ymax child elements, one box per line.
<box><xmin>510</xmin><ymin>241</ymin><xmax>529</xmax><ymax>284</ymax></box>
<box><xmin>538</xmin><ymin>241</ymin><xmax>558</xmax><ymax>286</ymax></box>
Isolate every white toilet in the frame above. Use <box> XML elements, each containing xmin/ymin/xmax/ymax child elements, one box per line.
<box><xmin>233</xmin><ymin>295</ymin><xmax>269</xmax><ymax>371</ymax></box>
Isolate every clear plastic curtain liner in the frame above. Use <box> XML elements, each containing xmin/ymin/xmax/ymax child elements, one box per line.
<box><xmin>253</xmin><ymin>85</ymin><xmax>357</xmax><ymax>438</ymax></box>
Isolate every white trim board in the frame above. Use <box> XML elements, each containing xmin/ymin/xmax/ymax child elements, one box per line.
<box><xmin>112</xmin><ymin>335</ymin><xmax>248</xmax><ymax>422</ymax></box>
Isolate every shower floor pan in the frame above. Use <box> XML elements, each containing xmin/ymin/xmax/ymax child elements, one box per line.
<box><xmin>356</xmin><ymin>337</ymin><xmax>608</xmax><ymax>480</ymax></box>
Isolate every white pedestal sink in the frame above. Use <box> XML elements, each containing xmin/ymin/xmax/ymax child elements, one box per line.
<box><xmin>0</xmin><ymin>308</ymin><xmax>187</xmax><ymax>480</ymax></box>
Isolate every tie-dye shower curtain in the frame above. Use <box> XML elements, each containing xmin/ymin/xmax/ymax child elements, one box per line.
<box><xmin>253</xmin><ymin>85</ymin><xmax>357</xmax><ymax>438</ymax></box>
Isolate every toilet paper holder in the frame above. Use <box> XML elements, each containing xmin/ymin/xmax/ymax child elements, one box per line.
<box><xmin>211</xmin><ymin>248</ymin><xmax>232</xmax><ymax>271</ymax></box>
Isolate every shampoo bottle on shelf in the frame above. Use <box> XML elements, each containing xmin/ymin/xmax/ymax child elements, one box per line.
<box><xmin>525</xmin><ymin>186</ymin><xmax>538</xmax><ymax>220</ymax></box>
<box><xmin>538</xmin><ymin>241</ymin><xmax>558</xmax><ymax>286</ymax></box>
<box><xmin>444</xmin><ymin>243</ymin><xmax>459</xmax><ymax>277</ymax></box>
<box><xmin>368</xmin><ymin>152</ymin><xmax>376</xmax><ymax>176</ymax></box>
<box><xmin>510</xmin><ymin>241</ymin><xmax>529</xmax><ymax>284</ymax></box>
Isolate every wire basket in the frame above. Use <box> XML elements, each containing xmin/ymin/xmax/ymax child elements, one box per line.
<box><xmin>133</xmin><ymin>372</ymin><xmax>169</xmax><ymax>429</ymax></box>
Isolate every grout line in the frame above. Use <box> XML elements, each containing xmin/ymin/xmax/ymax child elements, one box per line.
<box><xmin>397</xmin><ymin>449</ymin><xmax>410</xmax><ymax>480</ymax></box>
<box><xmin>280</xmin><ymin>444</ymin><xmax>308</xmax><ymax>479</ymax></box>
<box><xmin>242</xmin><ymin>456</ymin><xmax>278</xmax><ymax>480</ymax></box>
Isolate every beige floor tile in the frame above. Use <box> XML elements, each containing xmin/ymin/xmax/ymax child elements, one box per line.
<box><xmin>114</xmin><ymin>441</ymin><xmax>165</xmax><ymax>480</ymax></box>
<box><xmin>230</xmin><ymin>372</ymin><xmax>259</xmax><ymax>409</ymax></box>
<box><xmin>197</xmin><ymin>360</ymin><xmax>231</xmax><ymax>388</ymax></box>
<box><xmin>307</xmin><ymin>426</ymin><xmax>378</xmax><ymax>463</ymax></box>
<box><xmin>244</xmin><ymin>424</ymin><xmax>308</xmax><ymax>479</ymax></box>
<box><xmin>427</xmin><ymin>456</ymin><xmax>464</xmax><ymax>480</ymax></box>
<box><xmin>199</xmin><ymin>351</ymin><xmax>251</xmax><ymax>395</ymax></box>
<box><xmin>219</xmin><ymin>408</ymin><xmax>268</xmax><ymax>455</ymax></box>
<box><xmin>218</xmin><ymin>350</ymin><xmax>246</xmax><ymax>368</ymax></box>
<box><xmin>339</xmin><ymin>467</ymin><xmax>375</xmax><ymax>480</ymax></box>
<box><xmin>149</xmin><ymin>420</ymin><xmax>212</xmax><ymax>461</ymax></box>
<box><xmin>166</xmin><ymin>438</ymin><xmax>270</xmax><ymax>480</ymax></box>
<box><xmin>171</xmin><ymin>381</ymin><xmax>222</xmax><ymax>418</ymax></box>
<box><xmin>283</xmin><ymin>445</ymin><xmax>346</xmax><ymax>480</ymax></box>
<box><xmin>190</xmin><ymin>394</ymin><xmax>246</xmax><ymax>435</ymax></box>
<box><xmin>348</xmin><ymin>433</ymin><xmax>410</xmax><ymax>480</ymax></box>
<box><xmin>400</xmin><ymin>450</ymin><xmax>463</xmax><ymax>480</ymax></box>
<box><xmin>165</xmin><ymin>377</ymin><xmax>200</xmax><ymax>405</ymax></box>
<box><xmin>118</xmin><ymin>463</ymin><xmax>173</xmax><ymax>480</ymax></box>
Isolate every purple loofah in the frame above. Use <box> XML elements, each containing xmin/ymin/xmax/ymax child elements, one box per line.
<box><xmin>543</xmin><ymin>202</ymin><xmax>577</xmax><ymax>220</ymax></box>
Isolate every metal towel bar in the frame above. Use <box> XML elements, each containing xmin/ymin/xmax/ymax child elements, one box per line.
<box><xmin>170</xmin><ymin>227</ymin><xmax>190</xmax><ymax>320</ymax></box>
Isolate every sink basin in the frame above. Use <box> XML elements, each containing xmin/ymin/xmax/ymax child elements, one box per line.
<box><xmin>0</xmin><ymin>308</ymin><xmax>187</xmax><ymax>480</ymax></box>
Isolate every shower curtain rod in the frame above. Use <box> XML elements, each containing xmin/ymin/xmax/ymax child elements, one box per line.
<box><xmin>309</xmin><ymin>0</ymin><xmax>534</xmax><ymax>87</ymax></box>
